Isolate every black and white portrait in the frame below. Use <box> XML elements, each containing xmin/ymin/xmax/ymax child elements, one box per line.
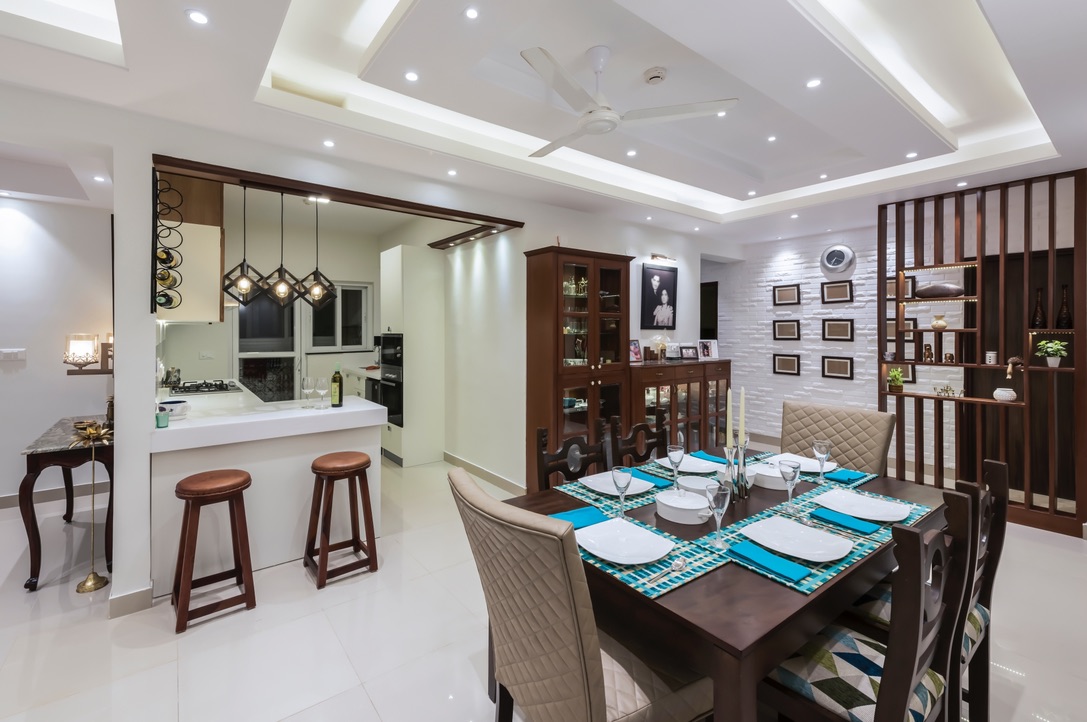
<box><xmin>641</xmin><ymin>264</ymin><xmax>677</xmax><ymax>330</ymax></box>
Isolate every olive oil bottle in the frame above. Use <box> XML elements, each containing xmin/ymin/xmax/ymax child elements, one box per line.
<box><xmin>331</xmin><ymin>363</ymin><xmax>343</xmax><ymax>408</ymax></box>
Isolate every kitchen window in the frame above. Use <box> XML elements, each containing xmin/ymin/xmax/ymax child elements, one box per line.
<box><xmin>307</xmin><ymin>282</ymin><xmax>372</xmax><ymax>352</ymax></box>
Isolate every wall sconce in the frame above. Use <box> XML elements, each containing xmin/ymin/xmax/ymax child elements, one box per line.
<box><xmin>64</xmin><ymin>333</ymin><xmax>113</xmax><ymax>376</ymax></box>
<box><xmin>650</xmin><ymin>253</ymin><xmax>676</xmax><ymax>262</ymax></box>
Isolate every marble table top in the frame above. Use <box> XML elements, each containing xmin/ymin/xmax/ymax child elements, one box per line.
<box><xmin>22</xmin><ymin>415</ymin><xmax>110</xmax><ymax>455</ymax></box>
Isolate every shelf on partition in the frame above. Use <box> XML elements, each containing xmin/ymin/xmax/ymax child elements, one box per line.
<box><xmin>1025</xmin><ymin>365</ymin><xmax>1076</xmax><ymax>373</ymax></box>
<box><xmin>900</xmin><ymin>261</ymin><xmax>979</xmax><ymax>273</ymax></box>
<box><xmin>899</xmin><ymin>296</ymin><xmax>979</xmax><ymax>305</ymax></box>
<box><xmin>882</xmin><ymin>390</ymin><xmax>1026</xmax><ymax>407</ymax></box>
<box><xmin>1027</xmin><ymin>328</ymin><xmax>1075</xmax><ymax>335</ymax></box>
<box><xmin>895</xmin><ymin>327</ymin><xmax>977</xmax><ymax>333</ymax></box>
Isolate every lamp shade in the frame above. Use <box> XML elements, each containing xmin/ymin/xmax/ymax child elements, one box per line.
<box><xmin>64</xmin><ymin>334</ymin><xmax>99</xmax><ymax>370</ymax></box>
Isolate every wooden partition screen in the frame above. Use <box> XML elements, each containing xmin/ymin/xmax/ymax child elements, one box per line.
<box><xmin>878</xmin><ymin>170</ymin><xmax>1086</xmax><ymax>536</ymax></box>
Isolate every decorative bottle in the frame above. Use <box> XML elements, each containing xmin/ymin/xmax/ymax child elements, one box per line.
<box><xmin>331</xmin><ymin>363</ymin><xmax>344</xmax><ymax>408</ymax></box>
<box><xmin>1055</xmin><ymin>285</ymin><xmax>1073</xmax><ymax>329</ymax></box>
<box><xmin>1030</xmin><ymin>288</ymin><xmax>1047</xmax><ymax>328</ymax></box>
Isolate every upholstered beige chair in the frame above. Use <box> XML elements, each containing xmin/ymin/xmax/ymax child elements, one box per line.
<box><xmin>779</xmin><ymin>401</ymin><xmax>896</xmax><ymax>475</ymax></box>
<box><xmin>448</xmin><ymin>468</ymin><xmax>712</xmax><ymax>722</ymax></box>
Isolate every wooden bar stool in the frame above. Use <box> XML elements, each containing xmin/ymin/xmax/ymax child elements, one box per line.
<box><xmin>171</xmin><ymin>469</ymin><xmax>257</xmax><ymax>633</ymax></box>
<box><xmin>304</xmin><ymin>451</ymin><xmax>378</xmax><ymax>589</ymax></box>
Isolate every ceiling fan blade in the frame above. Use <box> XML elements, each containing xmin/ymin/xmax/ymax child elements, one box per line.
<box><xmin>520</xmin><ymin>47</ymin><xmax>598</xmax><ymax>115</ymax></box>
<box><xmin>621</xmin><ymin>98</ymin><xmax>739</xmax><ymax>127</ymax></box>
<box><xmin>529</xmin><ymin>129</ymin><xmax>589</xmax><ymax>158</ymax></box>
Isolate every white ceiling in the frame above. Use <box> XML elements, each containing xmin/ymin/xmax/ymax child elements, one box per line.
<box><xmin>0</xmin><ymin>0</ymin><xmax>1085</xmax><ymax>246</ymax></box>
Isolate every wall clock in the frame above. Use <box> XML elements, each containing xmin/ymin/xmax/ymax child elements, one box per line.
<box><xmin>820</xmin><ymin>244</ymin><xmax>856</xmax><ymax>275</ymax></box>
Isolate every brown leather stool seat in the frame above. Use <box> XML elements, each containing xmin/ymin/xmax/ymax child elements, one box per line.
<box><xmin>304</xmin><ymin>451</ymin><xmax>377</xmax><ymax>589</ymax></box>
<box><xmin>172</xmin><ymin>469</ymin><xmax>256</xmax><ymax>633</ymax></box>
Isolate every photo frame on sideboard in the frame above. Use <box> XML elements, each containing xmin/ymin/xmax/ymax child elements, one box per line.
<box><xmin>773</xmin><ymin>354</ymin><xmax>801</xmax><ymax>375</ymax></box>
<box><xmin>773</xmin><ymin>319</ymin><xmax>801</xmax><ymax>340</ymax></box>
<box><xmin>698</xmin><ymin>339</ymin><xmax>718</xmax><ymax>358</ymax></box>
<box><xmin>680</xmin><ymin>345</ymin><xmax>699</xmax><ymax>360</ymax></box>
<box><xmin>629</xmin><ymin>339</ymin><xmax>642</xmax><ymax>362</ymax></box>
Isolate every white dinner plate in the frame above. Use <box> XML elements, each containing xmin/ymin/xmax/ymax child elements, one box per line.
<box><xmin>580</xmin><ymin>472</ymin><xmax>654</xmax><ymax>497</ymax></box>
<box><xmin>813</xmin><ymin>488</ymin><xmax>910</xmax><ymax>522</ymax></box>
<box><xmin>575</xmin><ymin>518</ymin><xmax>675</xmax><ymax>565</ymax></box>
<box><xmin>740</xmin><ymin>516</ymin><xmax>853</xmax><ymax>562</ymax></box>
<box><xmin>652</xmin><ymin>455</ymin><xmax>724</xmax><ymax>474</ymax></box>
<box><xmin>767</xmin><ymin>452</ymin><xmax>838</xmax><ymax>474</ymax></box>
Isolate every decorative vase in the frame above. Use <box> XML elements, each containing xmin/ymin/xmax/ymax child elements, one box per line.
<box><xmin>1030</xmin><ymin>288</ymin><xmax>1047</xmax><ymax>328</ymax></box>
<box><xmin>993</xmin><ymin>388</ymin><xmax>1017</xmax><ymax>402</ymax></box>
<box><xmin>1046</xmin><ymin>356</ymin><xmax>1060</xmax><ymax>368</ymax></box>
<box><xmin>931</xmin><ymin>314</ymin><xmax>947</xmax><ymax>330</ymax></box>
<box><xmin>1056</xmin><ymin>285</ymin><xmax>1073</xmax><ymax>328</ymax></box>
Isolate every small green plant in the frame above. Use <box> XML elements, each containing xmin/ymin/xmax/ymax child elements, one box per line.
<box><xmin>887</xmin><ymin>367</ymin><xmax>904</xmax><ymax>386</ymax></box>
<box><xmin>1035</xmin><ymin>339</ymin><xmax>1068</xmax><ymax>358</ymax></box>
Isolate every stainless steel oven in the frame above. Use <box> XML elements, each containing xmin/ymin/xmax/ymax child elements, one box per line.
<box><xmin>380</xmin><ymin>333</ymin><xmax>402</xmax><ymax>368</ymax></box>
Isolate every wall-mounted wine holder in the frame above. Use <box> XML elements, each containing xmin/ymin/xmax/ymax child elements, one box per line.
<box><xmin>152</xmin><ymin>172</ymin><xmax>185</xmax><ymax>311</ymax></box>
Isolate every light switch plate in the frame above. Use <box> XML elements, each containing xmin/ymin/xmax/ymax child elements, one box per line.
<box><xmin>198</xmin><ymin>351</ymin><xmax>215</xmax><ymax>360</ymax></box>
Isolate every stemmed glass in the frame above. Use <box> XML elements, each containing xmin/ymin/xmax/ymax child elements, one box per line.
<box><xmin>315</xmin><ymin>378</ymin><xmax>329</xmax><ymax>409</ymax></box>
<box><xmin>705</xmin><ymin>481</ymin><xmax>732</xmax><ymax>548</ymax></box>
<box><xmin>667</xmin><ymin>444</ymin><xmax>685</xmax><ymax>494</ymax></box>
<box><xmin>301</xmin><ymin>376</ymin><xmax>315</xmax><ymax>408</ymax></box>
<box><xmin>778</xmin><ymin>460</ymin><xmax>801</xmax><ymax>512</ymax></box>
<box><xmin>812</xmin><ymin>439</ymin><xmax>832</xmax><ymax>483</ymax></box>
<box><xmin>611</xmin><ymin>466</ymin><xmax>632</xmax><ymax>519</ymax></box>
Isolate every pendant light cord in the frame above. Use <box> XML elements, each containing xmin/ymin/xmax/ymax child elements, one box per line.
<box><xmin>314</xmin><ymin>201</ymin><xmax>320</xmax><ymax>268</ymax></box>
<box><xmin>279</xmin><ymin>192</ymin><xmax>285</xmax><ymax>265</ymax></box>
<box><xmin>242</xmin><ymin>186</ymin><xmax>247</xmax><ymax>256</ymax></box>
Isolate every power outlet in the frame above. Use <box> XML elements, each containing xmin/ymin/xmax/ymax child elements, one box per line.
<box><xmin>198</xmin><ymin>351</ymin><xmax>215</xmax><ymax>360</ymax></box>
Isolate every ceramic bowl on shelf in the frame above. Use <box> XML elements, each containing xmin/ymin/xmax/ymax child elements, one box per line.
<box><xmin>157</xmin><ymin>399</ymin><xmax>190</xmax><ymax>419</ymax></box>
<box><xmin>654</xmin><ymin>489</ymin><xmax>709</xmax><ymax>525</ymax></box>
<box><xmin>993</xmin><ymin>388</ymin><xmax>1017</xmax><ymax>402</ymax></box>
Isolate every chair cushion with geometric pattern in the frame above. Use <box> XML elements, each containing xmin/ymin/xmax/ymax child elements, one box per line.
<box><xmin>961</xmin><ymin>603</ymin><xmax>990</xmax><ymax>664</ymax></box>
<box><xmin>767</xmin><ymin>624</ymin><xmax>946</xmax><ymax>722</ymax></box>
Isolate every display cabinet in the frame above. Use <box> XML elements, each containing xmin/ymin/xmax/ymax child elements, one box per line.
<box><xmin>630</xmin><ymin>360</ymin><xmax>730</xmax><ymax>453</ymax></box>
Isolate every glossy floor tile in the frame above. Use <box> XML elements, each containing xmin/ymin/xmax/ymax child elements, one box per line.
<box><xmin>0</xmin><ymin>460</ymin><xmax>1081</xmax><ymax>721</ymax></box>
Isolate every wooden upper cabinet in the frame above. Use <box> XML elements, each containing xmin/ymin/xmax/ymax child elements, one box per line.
<box><xmin>157</xmin><ymin>172</ymin><xmax>224</xmax><ymax>227</ymax></box>
<box><xmin>155</xmin><ymin>171</ymin><xmax>224</xmax><ymax>322</ymax></box>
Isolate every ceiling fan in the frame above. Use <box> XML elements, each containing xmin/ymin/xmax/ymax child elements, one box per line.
<box><xmin>520</xmin><ymin>45</ymin><xmax>739</xmax><ymax>158</ymax></box>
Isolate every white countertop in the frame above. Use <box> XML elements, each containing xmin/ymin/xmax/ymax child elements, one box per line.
<box><xmin>343</xmin><ymin>365</ymin><xmax>383</xmax><ymax>381</ymax></box>
<box><xmin>151</xmin><ymin>389</ymin><xmax>387</xmax><ymax>454</ymax></box>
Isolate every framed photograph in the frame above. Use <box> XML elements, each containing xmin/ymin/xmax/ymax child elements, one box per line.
<box><xmin>641</xmin><ymin>264</ymin><xmax>677</xmax><ymax>330</ymax></box>
<box><xmin>821</xmin><ymin>280</ymin><xmax>854</xmax><ymax>304</ymax></box>
<box><xmin>885</xmin><ymin>276</ymin><xmax>916</xmax><ymax>300</ymax></box>
<box><xmin>822</xmin><ymin>319</ymin><xmax>855</xmax><ymax>342</ymax></box>
<box><xmin>665</xmin><ymin>342</ymin><xmax>681</xmax><ymax>359</ymax></box>
<box><xmin>680</xmin><ymin>345</ymin><xmax>699</xmax><ymax>360</ymax></box>
<box><xmin>773</xmin><ymin>319</ymin><xmax>801</xmax><ymax>340</ymax></box>
<box><xmin>772</xmin><ymin>283</ymin><xmax>801</xmax><ymax>306</ymax></box>
<box><xmin>886</xmin><ymin>316</ymin><xmax>918</xmax><ymax>343</ymax></box>
<box><xmin>773</xmin><ymin>354</ymin><xmax>801</xmax><ymax>375</ymax></box>
<box><xmin>629</xmin><ymin>340</ymin><xmax>642</xmax><ymax>362</ymax></box>
<box><xmin>822</xmin><ymin>356</ymin><xmax>854</xmax><ymax>380</ymax></box>
<box><xmin>698</xmin><ymin>339</ymin><xmax>718</xmax><ymax>359</ymax></box>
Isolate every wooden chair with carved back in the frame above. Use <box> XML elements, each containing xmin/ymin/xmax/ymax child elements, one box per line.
<box><xmin>535</xmin><ymin>427</ymin><xmax>608</xmax><ymax>491</ymax></box>
<box><xmin>602</xmin><ymin>409</ymin><xmax>668</xmax><ymax>469</ymax></box>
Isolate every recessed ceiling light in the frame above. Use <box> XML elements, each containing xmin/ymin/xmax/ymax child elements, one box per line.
<box><xmin>306</xmin><ymin>196</ymin><xmax>330</xmax><ymax>204</ymax></box>
<box><xmin>491</xmin><ymin>229</ymin><xmax>498</xmax><ymax>234</ymax></box>
<box><xmin>790</xmin><ymin>214</ymin><xmax>799</xmax><ymax>219</ymax></box>
<box><xmin>694</xmin><ymin>227</ymin><xmax>700</xmax><ymax>232</ymax></box>
<box><xmin>716</xmin><ymin>111</ymin><xmax>727</xmax><ymax>117</ymax></box>
<box><xmin>906</xmin><ymin>152</ymin><xmax>918</xmax><ymax>159</ymax></box>
<box><xmin>93</xmin><ymin>176</ymin><xmax>106</xmax><ymax>182</ymax></box>
<box><xmin>405</xmin><ymin>71</ymin><xmax>419</xmax><ymax>82</ymax></box>
<box><xmin>626</xmin><ymin>149</ymin><xmax>637</xmax><ymax>157</ymax></box>
<box><xmin>819</xmin><ymin>174</ymin><xmax>828</xmax><ymax>180</ymax></box>
<box><xmin>186</xmin><ymin>9</ymin><xmax>208</xmax><ymax>24</ymax></box>
<box><xmin>646</xmin><ymin>216</ymin><xmax>652</xmax><ymax>221</ymax></box>
<box><xmin>465</xmin><ymin>7</ymin><xmax>479</xmax><ymax>19</ymax></box>
<box><xmin>806</xmin><ymin>79</ymin><xmax>822</xmax><ymax>88</ymax></box>
<box><xmin>747</xmin><ymin>191</ymin><xmax>756</xmax><ymax>197</ymax></box>
<box><xmin>447</xmin><ymin>169</ymin><xmax>457</xmax><ymax>176</ymax></box>
<box><xmin>826</xmin><ymin>228</ymin><xmax>832</xmax><ymax>232</ymax></box>
<box><xmin>768</xmin><ymin>136</ymin><xmax>777</xmax><ymax>142</ymax></box>
<box><xmin>957</xmin><ymin>181</ymin><xmax>968</xmax><ymax>187</ymax></box>
<box><xmin>0</xmin><ymin>191</ymin><xmax>10</xmax><ymax>197</ymax></box>
<box><xmin>322</xmin><ymin>140</ymin><xmax>335</xmax><ymax>148</ymax></box>
<box><xmin>448</xmin><ymin>243</ymin><xmax>455</xmax><ymax>247</ymax></box>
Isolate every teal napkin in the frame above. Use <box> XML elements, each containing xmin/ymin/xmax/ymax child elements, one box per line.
<box><xmin>728</xmin><ymin>540</ymin><xmax>812</xmax><ymax>583</ymax></box>
<box><xmin>631</xmin><ymin>468</ymin><xmax>673</xmax><ymax>488</ymax></box>
<box><xmin>825</xmin><ymin>468</ymin><xmax>867</xmax><ymax>483</ymax></box>
<box><xmin>691</xmin><ymin>450</ymin><xmax>733</xmax><ymax>465</ymax></box>
<box><xmin>550</xmin><ymin>506</ymin><xmax>609</xmax><ymax>529</ymax></box>
<box><xmin>810</xmin><ymin>508</ymin><xmax>880</xmax><ymax>535</ymax></box>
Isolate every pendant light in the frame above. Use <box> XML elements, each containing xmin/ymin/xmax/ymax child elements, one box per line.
<box><xmin>299</xmin><ymin>197</ymin><xmax>336</xmax><ymax>310</ymax></box>
<box><xmin>222</xmin><ymin>186</ymin><xmax>266</xmax><ymax>305</ymax></box>
<box><xmin>260</xmin><ymin>192</ymin><xmax>304</xmax><ymax>307</ymax></box>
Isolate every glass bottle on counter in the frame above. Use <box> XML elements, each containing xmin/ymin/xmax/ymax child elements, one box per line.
<box><xmin>331</xmin><ymin>363</ymin><xmax>343</xmax><ymax>408</ymax></box>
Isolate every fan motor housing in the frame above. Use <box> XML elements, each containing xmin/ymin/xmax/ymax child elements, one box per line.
<box><xmin>579</xmin><ymin>108</ymin><xmax>621</xmax><ymax>135</ymax></box>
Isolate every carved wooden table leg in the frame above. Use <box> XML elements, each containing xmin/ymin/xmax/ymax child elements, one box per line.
<box><xmin>104</xmin><ymin>457</ymin><xmax>114</xmax><ymax>573</ymax></box>
<box><xmin>62</xmin><ymin>467</ymin><xmax>74</xmax><ymax>523</ymax></box>
<box><xmin>19</xmin><ymin>470</ymin><xmax>43</xmax><ymax>591</ymax></box>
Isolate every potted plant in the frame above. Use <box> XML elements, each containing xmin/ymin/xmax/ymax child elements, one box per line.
<box><xmin>1035</xmin><ymin>339</ymin><xmax>1068</xmax><ymax>367</ymax></box>
<box><xmin>887</xmin><ymin>367</ymin><xmax>904</xmax><ymax>393</ymax></box>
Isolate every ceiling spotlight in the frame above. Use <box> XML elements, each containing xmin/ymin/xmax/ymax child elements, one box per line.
<box><xmin>790</xmin><ymin>214</ymin><xmax>799</xmax><ymax>219</ymax></box>
<box><xmin>186</xmin><ymin>9</ymin><xmax>208</xmax><ymax>24</ymax></box>
<box><xmin>693</xmin><ymin>227</ymin><xmax>700</xmax><ymax>232</ymax></box>
<box><xmin>626</xmin><ymin>149</ymin><xmax>637</xmax><ymax>157</ymax></box>
<box><xmin>806</xmin><ymin>79</ymin><xmax>822</xmax><ymax>88</ymax></box>
<box><xmin>405</xmin><ymin>71</ymin><xmax>419</xmax><ymax>82</ymax></box>
<box><xmin>0</xmin><ymin>191</ymin><xmax>10</xmax><ymax>196</ymax></box>
<box><xmin>716</xmin><ymin>111</ymin><xmax>727</xmax><ymax>117</ymax></box>
<box><xmin>447</xmin><ymin>169</ymin><xmax>457</xmax><ymax>176</ymax></box>
<box><xmin>646</xmin><ymin>216</ymin><xmax>652</xmax><ymax>221</ymax></box>
<box><xmin>768</xmin><ymin>136</ymin><xmax>777</xmax><ymax>142</ymax></box>
<box><xmin>957</xmin><ymin>181</ymin><xmax>968</xmax><ymax>187</ymax></box>
<box><xmin>306</xmin><ymin>196</ymin><xmax>330</xmax><ymax>204</ymax></box>
<box><xmin>93</xmin><ymin>176</ymin><xmax>106</xmax><ymax>182</ymax></box>
<box><xmin>747</xmin><ymin>191</ymin><xmax>756</xmax><ymax>197</ymax></box>
<box><xmin>819</xmin><ymin>174</ymin><xmax>828</xmax><ymax>179</ymax></box>
<box><xmin>906</xmin><ymin>152</ymin><xmax>918</xmax><ymax>159</ymax></box>
<box><xmin>448</xmin><ymin>243</ymin><xmax>455</xmax><ymax>247</ymax></box>
<box><xmin>323</xmin><ymin>140</ymin><xmax>335</xmax><ymax>148</ymax></box>
<box><xmin>491</xmin><ymin>229</ymin><xmax>498</xmax><ymax>234</ymax></box>
<box><xmin>465</xmin><ymin>7</ymin><xmax>479</xmax><ymax>19</ymax></box>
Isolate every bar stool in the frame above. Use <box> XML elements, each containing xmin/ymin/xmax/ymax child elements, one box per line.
<box><xmin>172</xmin><ymin>469</ymin><xmax>256</xmax><ymax>633</ymax></box>
<box><xmin>304</xmin><ymin>451</ymin><xmax>378</xmax><ymax>589</ymax></box>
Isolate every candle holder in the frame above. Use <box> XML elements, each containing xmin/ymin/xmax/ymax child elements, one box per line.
<box><xmin>732</xmin><ymin>431</ymin><xmax>751</xmax><ymax>500</ymax></box>
<box><xmin>68</xmin><ymin>421</ymin><xmax>112</xmax><ymax>593</ymax></box>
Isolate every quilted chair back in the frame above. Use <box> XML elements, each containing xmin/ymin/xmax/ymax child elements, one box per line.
<box><xmin>448</xmin><ymin>468</ymin><xmax>607</xmax><ymax>722</ymax></box>
<box><xmin>779</xmin><ymin>401</ymin><xmax>895</xmax><ymax>475</ymax></box>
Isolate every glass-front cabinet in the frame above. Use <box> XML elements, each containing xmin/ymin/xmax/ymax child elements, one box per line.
<box><xmin>630</xmin><ymin>361</ymin><xmax>731</xmax><ymax>453</ymax></box>
<box><xmin>704</xmin><ymin>361</ymin><xmax>731</xmax><ymax>447</ymax></box>
<box><xmin>559</xmin><ymin>259</ymin><xmax>627</xmax><ymax>373</ymax></box>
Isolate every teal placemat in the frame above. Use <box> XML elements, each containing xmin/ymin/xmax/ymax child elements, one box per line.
<box><xmin>692</xmin><ymin>487</ymin><xmax>932</xmax><ymax>595</ymax></box>
<box><xmin>634</xmin><ymin>451</ymin><xmax>775</xmax><ymax>484</ymax></box>
<box><xmin>556</xmin><ymin>479</ymin><xmax>659</xmax><ymax>512</ymax></box>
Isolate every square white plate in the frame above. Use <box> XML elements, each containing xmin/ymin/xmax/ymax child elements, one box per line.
<box><xmin>575</xmin><ymin>518</ymin><xmax>675</xmax><ymax>565</ymax></box>
<box><xmin>652</xmin><ymin>455</ymin><xmax>725</xmax><ymax>474</ymax></box>
<box><xmin>813</xmin><ymin>488</ymin><xmax>910</xmax><ymax>522</ymax></box>
<box><xmin>767</xmin><ymin>452</ymin><xmax>838</xmax><ymax>474</ymax></box>
<box><xmin>740</xmin><ymin>516</ymin><xmax>853</xmax><ymax>562</ymax></box>
<box><xmin>580</xmin><ymin>472</ymin><xmax>654</xmax><ymax>497</ymax></box>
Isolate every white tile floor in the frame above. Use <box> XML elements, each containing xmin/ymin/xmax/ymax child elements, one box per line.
<box><xmin>0</xmin><ymin>460</ymin><xmax>1082</xmax><ymax>721</ymax></box>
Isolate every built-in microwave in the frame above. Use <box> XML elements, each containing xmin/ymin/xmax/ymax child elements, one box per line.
<box><xmin>380</xmin><ymin>333</ymin><xmax>403</xmax><ymax>368</ymax></box>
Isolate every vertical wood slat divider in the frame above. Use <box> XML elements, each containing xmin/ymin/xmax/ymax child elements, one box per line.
<box><xmin>914</xmin><ymin>396</ymin><xmax>925</xmax><ymax>484</ymax></box>
<box><xmin>975</xmin><ymin>190</ymin><xmax>985</xmax><ymax>483</ymax></box>
<box><xmin>1073</xmin><ymin>170</ymin><xmax>1087</xmax><ymax>529</ymax></box>
<box><xmin>1022</xmin><ymin>182</ymin><xmax>1033</xmax><ymax>510</ymax></box>
<box><xmin>895</xmin><ymin>203</ymin><xmax>907</xmax><ymax>480</ymax></box>
<box><xmin>933</xmin><ymin>401</ymin><xmax>944</xmax><ymax>488</ymax></box>
<box><xmin>913</xmin><ymin>200</ymin><xmax>925</xmax><ymax>267</ymax></box>
<box><xmin>877</xmin><ymin>205</ymin><xmax>888</xmax><ymax>414</ymax></box>
<box><xmin>954</xmin><ymin>193</ymin><xmax>965</xmax><ymax>482</ymax></box>
<box><xmin>934</xmin><ymin>196</ymin><xmax>945</xmax><ymax>266</ymax></box>
<box><xmin>998</xmin><ymin>186</ymin><xmax>1008</xmax><ymax>470</ymax></box>
<box><xmin>1047</xmin><ymin>177</ymin><xmax>1058</xmax><ymax>515</ymax></box>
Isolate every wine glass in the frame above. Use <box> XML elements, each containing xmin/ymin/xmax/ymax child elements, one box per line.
<box><xmin>301</xmin><ymin>376</ymin><xmax>315</xmax><ymax>408</ymax></box>
<box><xmin>778</xmin><ymin>460</ymin><xmax>801</xmax><ymax>512</ymax></box>
<box><xmin>611</xmin><ymin>466</ymin><xmax>632</xmax><ymax>519</ymax></box>
<box><xmin>812</xmin><ymin>438</ymin><xmax>832</xmax><ymax>483</ymax></box>
<box><xmin>705</xmin><ymin>481</ymin><xmax>732</xmax><ymax>548</ymax></box>
<box><xmin>315</xmin><ymin>378</ymin><xmax>329</xmax><ymax>409</ymax></box>
<box><xmin>666</xmin><ymin>444</ymin><xmax>685</xmax><ymax>493</ymax></box>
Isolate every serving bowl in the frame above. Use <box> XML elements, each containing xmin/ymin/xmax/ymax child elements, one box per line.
<box><xmin>655</xmin><ymin>489</ymin><xmax>709</xmax><ymax>525</ymax></box>
<box><xmin>157</xmin><ymin>399</ymin><xmax>190</xmax><ymax>419</ymax></box>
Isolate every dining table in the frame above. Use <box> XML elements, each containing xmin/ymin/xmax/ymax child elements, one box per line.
<box><xmin>504</xmin><ymin>450</ymin><xmax>947</xmax><ymax>722</ymax></box>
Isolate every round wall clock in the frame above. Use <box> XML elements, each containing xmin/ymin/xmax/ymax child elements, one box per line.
<box><xmin>820</xmin><ymin>244</ymin><xmax>856</xmax><ymax>275</ymax></box>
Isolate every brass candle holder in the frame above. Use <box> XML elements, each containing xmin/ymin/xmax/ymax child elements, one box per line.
<box><xmin>69</xmin><ymin>421</ymin><xmax>113</xmax><ymax>593</ymax></box>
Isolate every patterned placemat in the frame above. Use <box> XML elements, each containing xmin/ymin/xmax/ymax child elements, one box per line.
<box><xmin>632</xmin><ymin>451</ymin><xmax>776</xmax><ymax>483</ymax></box>
<box><xmin>798</xmin><ymin>470</ymin><xmax>879</xmax><ymax>488</ymax></box>
<box><xmin>692</xmin><ymin>487</ymin><xmax>933</xmax><ymax>595</ymax></box>
<box><xmin>556</xmin><ymin>479</ymin><xmax>660</xmax><ymax>512</ymax></box>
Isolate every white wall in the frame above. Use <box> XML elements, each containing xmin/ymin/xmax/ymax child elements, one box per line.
<box><xmin>0</xmin><ymin>200</ymin><xmax>113</xmax><ymax>496</ymax></box>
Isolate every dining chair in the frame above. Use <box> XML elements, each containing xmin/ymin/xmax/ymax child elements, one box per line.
<box><xmin>759</xmin><ymin>489</ymin><xmax>972</xmax><ymax>722</ymax></box>
<box><xmin>779</xmin><ymin>401</ymin><xmax>896</xmax><ymax>475</ymax></box>
<box><xmin>536</xmin><ymin>427</ymin><xmax>608</xmax><ymax>491</ymax></box>
<box><xmin>602</xmin><ymin>409</ymin><xmax>668</xmax><ymax>468</ymax></box>
<box><xmin>448</xmin><ymin>468</ymin><xmax>713</xmax><ymax>722</ymax></box>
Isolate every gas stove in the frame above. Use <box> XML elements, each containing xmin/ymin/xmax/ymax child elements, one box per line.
<box><xmin>170</xmin><ymin>379</ymin><xmax>243</xmax><ymax>395</ymax></box>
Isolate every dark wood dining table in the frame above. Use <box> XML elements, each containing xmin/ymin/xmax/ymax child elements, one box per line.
<box><xmin>505</xmin><ymin>458</ymin><xmax>947</xmax><ymax>722</ymax></box>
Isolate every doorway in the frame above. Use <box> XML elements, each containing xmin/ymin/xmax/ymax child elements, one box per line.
<box><xmin>700</xmin><ymin>282</ymin><xmax>718</xmax><ymax>339</ymax></box>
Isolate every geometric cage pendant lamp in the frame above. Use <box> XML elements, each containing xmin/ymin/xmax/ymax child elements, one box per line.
<box><xmin>299</xmin><ymin>198</ymin><xmax>336</xmax><ymax>310</ymax></box>
<box><xmin>260</xmin><ymin>192</ymin><xmax>304</xmax><ymax>307</ymax></box>
<box><xmin>222</xmin><ymin>186</ymin><xmax>266</xmax><ymax>306</ymax></box>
